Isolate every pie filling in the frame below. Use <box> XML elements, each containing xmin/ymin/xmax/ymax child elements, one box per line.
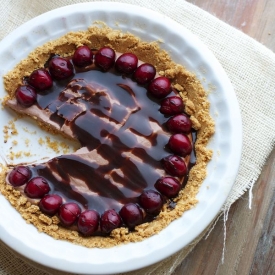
<box><xmin>1</xmin><ymin>26</ymin><xmax>214</xmax><ymax>247</ymax></box>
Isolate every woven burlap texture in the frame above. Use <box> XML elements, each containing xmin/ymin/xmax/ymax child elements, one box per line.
<box><xmin>1</xmin><ymin>0</ymin><xmax>275</xmax><ymax>274</ymax></box>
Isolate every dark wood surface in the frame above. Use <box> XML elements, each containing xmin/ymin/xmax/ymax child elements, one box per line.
<box><xmin>173</xmin><ymin>1</ymin><xmax>275</xmax><ymax>274</ymax></box>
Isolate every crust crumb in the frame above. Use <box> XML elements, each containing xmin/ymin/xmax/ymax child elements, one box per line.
<box><xmin>39</xmin><ymin>214</ymin><xmax>53</xmax><ymax>226</ymax></box>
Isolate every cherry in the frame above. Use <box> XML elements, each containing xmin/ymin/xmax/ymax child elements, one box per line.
<box><xmin>101</xmin><ymin>209</ymin><xmax>122</xmax><ymax>234</ymax></box>
<box><xmin>77</xmin><ymin>209</ymin><xmax>99</xmax><ymax>236</ymax></box>
<box><xmin>134</xmin><ymin>63</ymin><xmax>156</xmax><ymax>85</ymax></box>
<box><xmin>160</xmin><ymin>96</ymin><xmax>184</xmax><ymax>115</ymax></box>
<box><xmin>39</xmin><ymin>194</ymin><xmax>62</xmax><ymax>216</ymax></box>
<box><xmin>72</xmin><ymin>45</ymin><xmax>93</xmax><ymax>67</ymax></box>
<box><xmin>168</xmin><ymin>133</ymin><xmax>192</xmax><ymax>157</ymax></box>
<box><xmin>48</xmin><ymin>57</ymin><xmax>74</xmax><ymax>80</ymax></box>
<box><xmin>115</xmin><ymin>53</ymin><xmax>138</xmax><ymax>74</ymax></box>
<box><xmin>166</xmin><ymin>114</ymin><xmax>192</xmax><ymax>134</ymax></box>
<box><xmin>59</xmin><ymin>202</ymin><xmax>81</xmax><ymax>226</ymax></box>
<box><xmin>155</xmin><ymin>177</ymin><xmax>181</xmax><ymax>198</ymax></box>
<box><xmin>15</xmin><ymin>85</ymin><xmax>37</xmax><ymax>107</ymax></box>
<box><xmin>28</xmin><ymin>69</ymin><xmax>53</xmax><ymax>90</ymax></box>
<box><xmin>8</xmin><ymin>166</ymin><xmax>31</xmax><ymax>187</ymax></box>
<box><xmin>139</xmin><ymin>190</ymin><xmax>163</xmax><ymax>215</ymax></box>
<box><xmin>119</xmin><ymin>203</ymin><xmax>143</xmax><ymax>228</ymax></box>
<box><xmin>147</xmin><ymin>76</ymin><xmax>171</xmax><ymax>98</ymax></box>
<box><xmin>24</xmin><ymin>177</ymin><xmax>50</xmax><ymax>198</ymax></box>
<box><xmin>161</xmin><ymin>155</ymin><xmax>187</xmax><ymax>177</ymax></box>
<box><xmin>94</xmin><ymin>47</ymin><xmax>116</xmax><ymax>71</ymax></box>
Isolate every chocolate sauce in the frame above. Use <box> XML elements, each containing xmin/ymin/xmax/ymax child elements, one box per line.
<box><xmin>29</xmin><ymin>67</ymin><xmax>179</xmax><ymax>214</ymax></box>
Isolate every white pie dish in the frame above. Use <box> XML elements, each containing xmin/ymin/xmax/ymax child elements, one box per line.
<box><xmin>0</xmin><ymin>2</ymin><xmax>242</xmax><ymax>274</ymax></box>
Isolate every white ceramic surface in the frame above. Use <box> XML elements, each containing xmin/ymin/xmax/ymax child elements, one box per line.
<box><xmin>0</xmin><ymin>2</ymin><xmax>242</xmax><ymax>274</ymax></box>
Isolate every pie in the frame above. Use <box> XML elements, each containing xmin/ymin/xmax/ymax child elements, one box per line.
<box><xmin>0</xmin><ymin>25</ymin><xmax>214</xmax><ymax>248</ymax></box>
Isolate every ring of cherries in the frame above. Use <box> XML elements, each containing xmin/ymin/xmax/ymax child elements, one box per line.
<box><xmin>10</xmin><ymin>45</ymin><xmax>193</xmax><ymax>236</ymax></box>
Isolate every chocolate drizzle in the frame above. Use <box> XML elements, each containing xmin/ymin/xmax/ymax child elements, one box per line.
<box><xmin>25</xmin><ymin>65</ymin><xmax>196</xmax><ymax>218</ymax></box>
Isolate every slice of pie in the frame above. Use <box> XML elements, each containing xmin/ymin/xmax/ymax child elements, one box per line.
<box><xmin>0</xmin><ymin>25</ymin><xmax>214</xmax><ymax>248</ymax></box>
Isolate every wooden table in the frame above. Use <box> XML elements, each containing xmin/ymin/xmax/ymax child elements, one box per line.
<box><xmin>173</xmin><ymin>1</ymin><xmax>275</xmax><ymax>274</ymax></box>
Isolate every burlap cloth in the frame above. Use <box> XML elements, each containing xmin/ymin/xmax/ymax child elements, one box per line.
<box><xmin>0</xmin><ymin>0</ymin><xmax>275</xmax><ymax>274</ymax></box>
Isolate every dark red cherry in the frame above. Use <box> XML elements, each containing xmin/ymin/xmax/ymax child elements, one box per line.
<box><xmin>119</xmin><ymin>203</ymin><xmax>143</xmax><ymax>228</ymax></box>
<box><xmin>8</xmin><ymin>166</ymin><xmax>31</xmax><ymax>187</ymax></box>
<box><xmin>166</xmin><ymin>114</ymin><xmax>192</xmax><ymax>134</ymax></box>
<box><xmin>161</xmin><ymin>155</ymin><xmax>187</xmax><ymax>177</ymax></box>
<box><xmin>59</xmin><ymin>202</ymin><xmax>81</xmax><ymax>226</ymax></box>
<box><xmin>77</xmin><ymin>210</ymin><xmax>99</xmax><ymax>236</ymax></box>
<box><xmin>147</xmin><ymin>77</ymin><xmax>171</xmax><ymax>98</ymax></box>
<box><xmin>15</xmin><ymin>85</ymin><xmax>37</xmax><ymax>107</ymax></box>
<box><xmin>115</xmin><ymin>53</ymin><xmax>138</xmax><ymax>74</ymax></box>
<box><xmin>72</xmin><ymin>45</ymin><xmax>93</xmax><ymax>67</ymax></box>
<box><xmin>155</xmin><ymin>177</ymin><xmax>181</xmax><ymax>198</ymax></box>
<box><xmin>101</xmin><ymin>209</ymin><xmax>122</xmax><ymax>233</ymax></box>
<box><xmin>168</xmin><ymin>134</ymin><xmax>192</xmax><ymax>157</ymax></box>
<box><xmin>160</xmin><ymin>96</ymin><xmax>184</xmax><ymax>115</ymax></box>
<box><xmin>134</xmin><ymin>63</ymin><xmax>156</xmax><ymax>84</ymax></box>
<box><xmin>48</xmin><ymin>57</ymin><xmax>74</xmax><ymax>80</ymax></box>
<box><xmin>39</xmin><ymin>194</ymin><xmax>62</xmax><ymax>216</ymax></box>
<box><xmin>28</xmin><ymin>69</ymin><xmax>53</xmax><ymax>90</ymax></box>
<box><xmin>139</xmin><ymin>190</ymin><xmax>163</xmax><ymax>215</ymax></box>
<box><xmin>94</xmin><ymin>47</ymin><xmax>116</xmax><ymax>71</ymax></box>
<box><xmin>24</xmin><ymin>177</ymin><xmax>50</xmax><ymax>198</ymax></box>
